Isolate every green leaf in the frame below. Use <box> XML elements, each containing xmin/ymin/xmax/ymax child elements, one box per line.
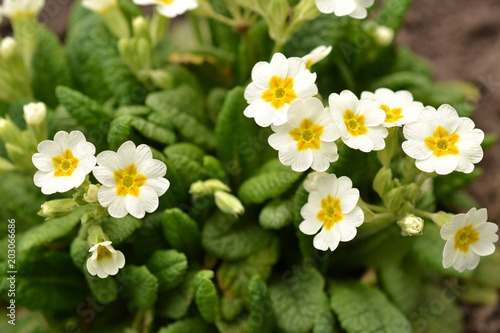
<box><xmin>121</xmin><ymin>265</ymin><xmax>158</xmax><ymax>311</ymax></box>
<box><xmin>202</xmin><ymin>211</ymin><xmax>273</xmax><ymax>261</ymax></box>
<box><xmin>411</xmin><ymin>284</ymin><xmax>463</xmax><ymax>333</ymax></box>
<box><xmin>31</xmin><ymin>26</ymin><xmax>73</xmax><ymax>108</ymax></box>
<box><xmin>162</xmin><ymin>208</ymin><xmax>202</xmax><ymax>258</ymax></box>
<box><xmin>116</xmin><ymin>105</ymin><xmax>151</xmax><ymax>117</ymax></box>
<box><xmin>55</xmin><ymin>86</ymin><xmax>111</xmax><ymax>140</ymax></box>
<box><xmin>158</xmin><ymin>317</ymin><xmax>216</xmax><ymax>333</ymax></box>
<box><xmin>132</xmin><ymin>212</ymin><xmax>169</xmax><ymax>257</ymax></box>
<box><xmin>157</xmin><ymin>269</ymin><xmax>196</xmax><ymax>319</ymax></box>
<box><xmin>146</xmin><ymin>250</ymin><xmax>188</xmax><ymax>292</ymax></box>
<box><xmin>146</xmin><ymin>85</ymin><xmax>206</xmax><ymax>123</ymax></box>
<box><xmin>220</xmin><ymin>296</ymin><xmax>245</xmax><ymax>321</ymax></box>
<box><xmin>411</xmin><ymin>223</ymin><xmax>473</xmax><ymax>278</ymax></box>
<box><xmin>329</xmin><ymin>281</ymin><xmax>412</xmax><ymax>333</ymax></box>
<box><xmin>203</xmin><ymin>155</ymin><xmax>227</xmax><ymax>181</ymax></box>
<box><xmin>0</xmin><ymin>251</ymin><xmax>87</xmax><ymax>312</ymax></box>
<box><xmin>376</xmin><ymin>0</ymin><xmax>412</xmax><ymax>32</ymax></box>
<box><xmin>164</xmin><ymin>143</ymin><xmax>205</xmax><ymax>162</ymax></box>
<box><xmin>238</xmin><ymin>159</ymin><xmax>302</xmax><ymax>205</ymax></box>
<box><xmin>131</xmin><ymin>117</ymin><xmax>176</xmax><ymax>145</ymax></box>
<box><xmin>85</xmin><ymin>271</ymin><xmax>118</xmax><ymax>304</ymax></box>
<box><xmin>99</xmin><ymin>215</ymin><xmax>142</xmax><ymax>244</ymax></box>
<box><xmin>215</xmin><ymin>87</ymin><xmax>268</xmax><ymax>184</ymax></box>
<box><xmin>70</xmin><ymin>237</ymin><xmax>89</xmax><ymax>271</ymax></box>
<box><xmin>217</xmin><ymin>241</ymin><xmax>279</xmax><ymax>300</ymax></box>
<box><xmin>194</xmin><ymin>273</ymin><xmax>218</xmax><ymax>323</ymax></box>
<box><xmin>107</xmin><ymin>115</ymin><xmax>135</xmax><ymax>150</ymax></box>
<box><xmin>458</xmin><ymin>284</ymin><xmax>498</xmax><ymax>306</ymax></box>
<box><xmin>259</xmin><ymin>199</ymin><xmax>293</xmax><ymax>230</ymax></box>
<box><xmin>18</xmin><ymin>208</ymin><xmax>84</xmax><ymax>256</ymax></box>
<box><xmin>378</xmin><ymin>255</ymin><xmax>422</xmax><ymax>316</ymax></box>
<box><xmin>164</xmin><ymin>154</ymin><xmax>209</xmax><ymax>191</ymax></box>
<box><xmin>470</xmin><ymin>248</ymin><xmax>500</xmax><ymax>289</ymax></box>
<box><xmin>269</xmin><ymin>266</ymin><xmax>325</xmax><ymax>333</ymax></box>
<box><xmin>248</xmin><ymin>277</ymin><xmax>276</xmax><ymax>333</ymax></box>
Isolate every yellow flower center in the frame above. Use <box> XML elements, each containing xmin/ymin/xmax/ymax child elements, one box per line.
<box><xmin>96</xmin><ymin>245</ymin><xmax>113</xmax><ymax>261</ymax></box>
<box><xmin>305</xmin><ymin>60</ymin><xmax>314</xmax><ymax>70</ymax></box>
<box><xmin>289</xmin><ymin>118</ymin><xmax>324</xmax><ymax>151</ymax></box>
<box><xmin>344</xmin><ymin>110</ymin><xmax>368</xmax><ymax>137</ymax></box>
<box><xmin>317</xmin><ymin>195</ymin><xmax>343</xmax><ymax>230</ymax></box>
<box><xmin>380</xmin><ymin>104</ymin><xmax>403</xmax><ymax>123</ymax></box>
<box><xmin>261</xmin><ymin>76</ymin><xmax>297</xmax><ymax>109</ymax></box>
<box><xmin>159</xmin><ymin>0</ymin><xmax>175</xmax><ymax>4</ymax></box>
<box><xmin>52</xmin><ymin>149</ymin><xmax>80</xmax><ymax>177</ymax></box>
<box><xmin>114</xmin><ymin>164</ymin><xmax>147</xmax><ymax>197</ymax></box>
<box><xmin>454</xmin><ymin>224</ymin><xmax>479</xmax><ymax>253</ymax></box>
<box><xmin>424</xmin><ymin>126</ymin><xmax>460</xmax><ymax>157</ymax></box>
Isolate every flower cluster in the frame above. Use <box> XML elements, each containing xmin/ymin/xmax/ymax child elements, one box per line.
<box><xmin>243</xmin><ymin>52</ymin><xmax>491</xmax><ymax>266</ymax></box>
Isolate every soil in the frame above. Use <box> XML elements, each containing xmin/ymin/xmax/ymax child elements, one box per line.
<box><xmin>2</xmin><ymin>0</ymin><xmax>500</xmax><ymax>332</ymax></box>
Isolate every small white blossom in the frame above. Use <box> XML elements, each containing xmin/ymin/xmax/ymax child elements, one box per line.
<box><xmin>23</xmin><ymin>102</ymin><xmax>46</xmax><ymax>126</ymax></box>
<box><xmin>360</xmin><ymin>88</ymin><xmax>424</xmax><ymax>127</ymax></box>
<box><xmin>302</xmin><ymin>45</ymin><xmax>332</xmax><ymax>70</ymax></box>
<box><xmin>93</xmin><ymin>141</ymin><xmax>170</xmax><ymax>219</ymax></box>
<box><xmin>82</xmin><ymin>0</ymin><xmax>117</xmax><ymax>13</ymax></box>
<box><xmin>303</xmin><ymin>171</ymin><xmax>329</xmax><ymax>193</ymax></box>
<box><xmin>269</xmin><ymin>98</ymin><xmax>340</xmax><ymax>172</ymax></box>
<box><xmin>441</xmin><ymin>208</ymin><xmax>498</xmax><ymax>272</ymax></box>
<box><xmin>0</xmin><ymin>0</ymin><xmax>45</xmax><ymax>19</ymax></box>
<box><xmin>32</xmin><ymin>131</ymin><xmax>97</xmax><ymax>195</ymax></box>
<box><xmin>315</xmin><ymin>0</ymin><xmax>374</xmax><ymax>19</ymax></box>
<box><xmin>329</xmin><ymin>90</ymin><xmax>388</xmax><ymax>152</ymax></box>
<box><xmin>402</xmin><ymin>104</ymin><xmax>484</xmax><ymax>175</ymax></box>
<box><xmin>300</xmin><ymin>174</ymin><xmax>364</xmax><ymax>251</ymax></box>
<box><xmin>133</xmin><ymin>0</ymin><xmax>198</xmax><ymax>18</ymax></box>
<box><xmin>86</xmin><ymin>241</ymin><xmax>125</xmax><ymax>278</ymax></box>
<box><xmin>244</xmin><ymin>53</ymin><xmax>318</xmax><ymax>127</ymax></box>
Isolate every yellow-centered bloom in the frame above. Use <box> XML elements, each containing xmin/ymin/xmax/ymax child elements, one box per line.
<box><xmin>133</xmin><ymin>0</ymin><xmax>198</xmax><ymax>18</ymax></box>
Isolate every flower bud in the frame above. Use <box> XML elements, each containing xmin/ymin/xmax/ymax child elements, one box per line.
<box><xmin>133</xmin><ymin>16</ymin><xmax>150</xmax><ymax>41</ymax></box>
<box><xmin>87</xmin><ymin>225</ymin><xmax>110</xmax><ymax>247</ymax></box>
<box><xmin>214</xmin><ymin>191</ymin><xmax>245</xmax><ymax>217</ymax></box>
<box><xmin>302</xmin><ymin>45</ymin><xmax>332</xmax><ymax>70</ymax></box>
<box><xmin>0</xmin><ymin>37</ymin><xmax>17</xmax><ymax>59</ymax></box>
<box><xmin>431</xmin><ymin>211</ymin><xmax>454</xmax><ymax>227</ymax></box>
<box><xmin>84</xmin><ymin>184</ymin><xmax>100</xmax><ymax>204</ymax></box>
<box><xmin>38</xmin><ymin>199</ymin><xmax>79</xmax><ymax>219</ymax></box>
<box><xmin>397</xmin><ymin>214</ymin><xmax>424</xmax><ymax>236</ymax></box>
<box><xmin>303</xmin><ymin>171</ymin><xmax>329</xmax><ymax>192</ymax></box>
<box><xmin>190</xmin><ymin>179</ymin><xmax>231</xmax><ymax>197</ymax></box>
<box><xmin>23</xmin><ymin>102</ymin><xmax>46</xmax><ymax>126</ymax></box>
<box><xmin>266</xmin><ymin>0</ymin><xmax>290</xmax><ymax>42</ymax></box>
<box><xmin>373</xmin><ymin>167</ymin><xmax>393</xmax><ymax>198</ymax></box>
<box><xmin>374</xmin><ymin>26</ymin><xmax>394</xmax><ymax>47</ymax></box>
<box><xmin>294</xmin><ymin>0</ymin><xmax>321</xmax><ymax>22</ymax></box>
<box><xmin>0</xmin><ymin>157</ymin><xmax>15</xmax><ymax>174</ymax></box>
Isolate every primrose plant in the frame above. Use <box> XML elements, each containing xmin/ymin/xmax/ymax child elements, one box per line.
<box><xmin>1</xmin><ymin>0</ymin><xmax>499</xmax><ymax>332</ymax></box>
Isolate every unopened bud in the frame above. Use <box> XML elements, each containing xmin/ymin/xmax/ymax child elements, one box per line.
<box><xmin>190</xmin><ymin>179</ymin><xmax>231</xmax><ymax>197</ymax></box>
<box><xmin>374</xmin><ymin>26</ymin><xmax>394</xmax><ymax>47</ymax></box>
<box><xmin>431</xmin><ymin>211</ymin><xmax>454</xmax><ymax>227</ymax></box>
<box><xmin>23</xmin><ymin>102</ymin><xmax>46</xmax><ymax>126</ymax></box>
<box><xmin>0</xmin><ymin>157</ymin><xmax>15</xmax><ymax>174</ymax></box>
<box><xmin>373</xmin><ymin>167</ymin><xmax>393</xmax><ymax>198</ymax></box>
<box><xmin>303</xmin><ymin>171</ymin><xmax>329</xmax><ymax>193</ymax></box>
<box><xmin>84</xmin><ymin>184</ymin><xmax>100</xmax><ymax>204</ymax></box>
<box><xmin>0</xmin><ymin>37</ymin><xmax>17</xmax><ymax>59</ymax></box>
<box><xmin>397</xmin><ymin>215</ymin><xmax>424</xmax><ymax>236</ymax></box>
<box><xmin>133</xmin><ymin>16</ymin><xmax>150</xmax><ymax>40</ymax></box>
<box><xmin>294</xmin><ymin>0</ymin><xmax>321</xmax><ymax>22</ymax></box>
<box><xmin>87</xmin><ymin>225</ymin><xmax>110</xmax><ymax>247</ymax></box>
<box><xmin>214</xmin><ymin>191</ymin><xmax>245</xmax><ymax>217</ymax></box>
<box><xmin>302</xmin><ymin>45</ymin><xmax>332</xmax><ymax>70</ymax></box>
<box><xmin>38</xmin><ymin>199</ymin><xmax>78</xmax><ymax>219</ymax></box>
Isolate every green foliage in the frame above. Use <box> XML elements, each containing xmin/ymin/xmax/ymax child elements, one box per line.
<box><xmin>248</xmin><ymin>277</ymin><xmax>276</xmax><ymax>333</ymax></box>
<box><xmin>158</xmin><ymin>318</ymin><xmax>216</xmax><ymax>333</ymax></box>
<box><xmin>99</xmin><ymin>215</ymin><xmax>142</xmax><ymax>244</ymax></box>
<box><xmin>162</xmin><ymin>208</ymin><xmax>202</xmax><ymax>258</ymax></box>
<box><xmin>238</xmin><ymin>159</ymin><xmax>302</xmax><ymax>205</ymax></box>
<box><xmin>193</xmin><ymin>270</ymin><xmax>218</xmax><ymax>323</ymax></box>
<box><xmin>259</xmin><ymin>199</ymin><xmax>294</xmax><ymax>230</ymax></box>
<box><xmin>268</xmin><ymin>266</ymin><xmax>326</xmax><ymax>333</ymax></box>
<box><xmin>157</xmin><ymin>269</ymin><xmax>196</xmax><ymax>319</ymax></box>
<box><xmin>146</xmin><ymin>250</ymin><xmax>188</xmax><ymax>291</ymax></box>
<box><xmin>202</xmin><ymin>211</ymin><xmax>274</xmax><ymax>261</ymax></box>
<box><xmin>122</xmin><ymin>265</ymin><xmax>159</xmax><ymax>311</ymax></box>
<box><xmin>329</xmin><ymin>281</ymin><xmax>412</xmax><ymax>333</ymax></box>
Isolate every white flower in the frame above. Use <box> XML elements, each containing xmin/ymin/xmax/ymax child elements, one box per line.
<box><xmin>93</xmin><ymin>141</ymin><xmax>170</xmax><ymax>219</ymax></box>
<box><xmin>86</xmin><ymin>241</ymin><xmax>125</xmax><ymax>278</ymax></box>
<box><xmin>441</xmin><ymin>208</ymin><xmax>498</xmax><ymax>273</ymax></box>
<box><xmin>244</xmin><ymin>53</ymin><xmax>318</xmax><ymax>127</ymax></box>
<box><xmin>402</xmin><ymin>104</ymin><xmax>484</xmax><ymax>175</ymax></box>
<box><xmin>360</xmin><ymin>88</ymin><xmax>424</xmax><ymax>127</ymax></box>
<box><xmin>0</xmin><ymin>0</ymin><xmax>45</xmax><ymax>19</ymax></box>
<box><xmin>329</xmin><ymin>90</ymin><xmax>388</xmax><ymax>152</ymax></box>
<box><xmin>397</xmin><ymin>214</ymin><xmax>424</xmax><ymax>236</ymax></box>
<box><xmin>82</xmin><ymin>0</ymin><xmax>117</xmax><ymax>13</ymax></box>
<box><xmin>315</xmin><ymin>0</ymin><xmax>374</xmax><ymax>19</ymax></box>
<box><xmin>302</xmin><ymin>45</ymin><xmax>332</xmax><ymax>70</ymax></box>
<box><xmin>303</xmin><ymin>171</ymin><xmax>329</xmax><ymax>192</ymax></box>
<box><xmin>269</xmin><ymin>98</ymin><xmax>340</xmax><ymax>172</ymax></box>
<box><xmin>23</xmin><ymin>102</ymin><xmax>46</xmax><ymax>126</ymax></box>
<box><xmin>133</xmin><ymin>0</ymin><xmax>198</xmax><ymax>18</ymax></box>
<box><xmin>300</xmin><ymin>174</ymin><xmax>364</xmax><ymax>251</ymax></box>
<box><xmin>33</xmin><ymin>131</ymin><xmax>97</xmax><ymax>195</ymax></box>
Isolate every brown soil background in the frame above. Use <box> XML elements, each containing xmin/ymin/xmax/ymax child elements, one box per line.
<box><xmin>2</xmin><ymin>0</ymin><xmax>500</xmax><ymax>331</ymax></box>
